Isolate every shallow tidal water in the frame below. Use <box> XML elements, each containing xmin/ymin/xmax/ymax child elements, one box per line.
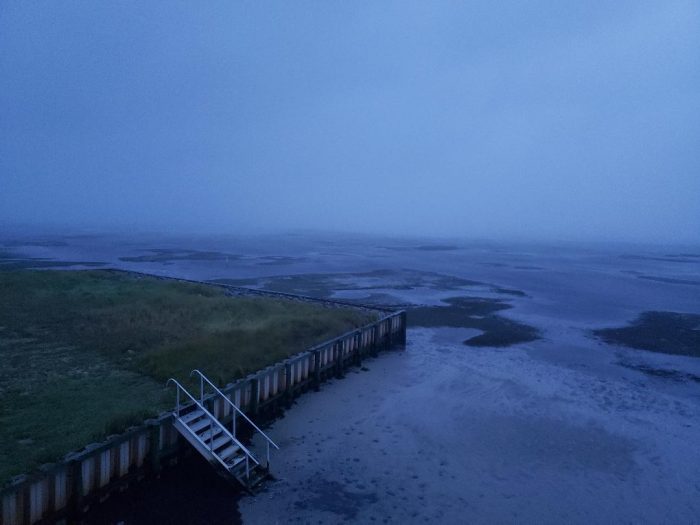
<box><xmin>2</xmin><ymin>232</ymin><xmax>699</xmax><ymax>523</ymax></box>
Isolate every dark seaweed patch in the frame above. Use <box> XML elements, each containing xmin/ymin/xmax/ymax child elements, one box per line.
<box><xmin>0</xmin><ymin>254</ymin><xmax>105</xmax><ymax>271</ymax></box>
<box><xmin>338</xmin><ymin>293</ymin><xmax>412</xmax><ymax>308</ymax></box>
<box><xmin>256</xmin><ymin>255</ymin><xmax>307</xmax><ymax>266</ymax></box>
<box><xmin>414</xmin><ymin>244</ymin><xmax>460</xmax><ymax>251</ymax></box>
<box><xmin>491</xmin><ymin>287</ymin><xmax>528</xmax><ymax>297</ymax></box>
<box><xmin>594</xmin><ymin>311</ymin><xmax>700</xmax><ymax>358</ymax></box>
<box><xmin>213</xmin><ymin>270</ymin><xmax>483</xmax><ymax>299</ymax></box>
<box><xmin>638</xmin><ymin>276</ymin><xmax>700</xmax><ymax>286</ymax></box>
<box><xmin>214</xmin><ymin>274</ymin><xmax>335</xmax><ymax>298</ymax></box>
<box><xmin>3</xmin><ymin>240</ymin><xmax>69</xmax><ymax>248</ymax></box>
<box><xmin>120</xmin><ymin>249</ymin><xmax>241</xmax><ymax>263</ymax></box>
<box><xmin>620</xmin><ymin>254</ymin><xmax>699</xmax><ymax>264</ymax></box>
<box><xmin>17</xmin><ymin>260</ymin><xmax>105</xmax><ymax>269</ymax></box>
<box><xmin>385</xmin><ymin>244</ymin><xmax>460</xmax><ymax>252</ymax></box>
<box><xmin>294</xmin><ymin>479</ymin><xmax>378</xmax><ymax>520</ymax></box>
<box><xmin>618</xmin><ymin>362</ymin><xmax>700</xmax><ymax>383</ymax></box>
<box><xmin>408</xmin><ymin>297</ymin><xmax>540</xmax><ymax>348</ymax></box>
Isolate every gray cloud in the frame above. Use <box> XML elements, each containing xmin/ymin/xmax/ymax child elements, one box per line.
<box><xmin>1</xmin><ymin>1</ymin><xmax>698</xmax><ymax>242</ymax></box>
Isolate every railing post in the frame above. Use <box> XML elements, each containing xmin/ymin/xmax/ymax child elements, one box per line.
<box><xmin>149</xmin><ymin>425</ymin><xmax>162</xmax><ymax>476</ymax></box>
<box><xmin>68</xmin><ymin>459</ymin><xmax>83</xmax><ymax>521</ymax></box>
<box><xmin>266</xmin><ymin>442</ymin><xmax>270</xmax><ymax>468</ymax></box>
<box><xmin>284</xmin><ymin>362</ymin><xmax>293</xmax><ymax>406</ymax></box>
<box><xmin>245</xmin><ymin>457</ymin><xmax>249</xmax><ymax>480</ymax></box>
<box><xmin>175</xmin><ymin>388</ymin><xmax>180</xmax><ymax>416</ymax></box>
<box><xmin>200</xmin><ymin>375</ymin><xmax>204</xmax><ymax>403</ymax></box>
<box><xmin>232</xmin><ymin>403</ymin><xmax>237</xmax><ymax>440</ymax></box>
<box><xmin>24</xmin><ymin>481</ymin><xmax>33</xmax><ymax>525</ymax></box>
<box><xmin>335</xmin><ymin>342</ymin><xmax>344</xmax><ymax>378</ymax></box>
<box><xmin>250</xmin><ymin>378</ymin><xmax>259</xmax><ymax>416</ymax></box>
<box><xmin>371</xmin><ymin>325</ymin><xmax>379</xmax><ymax>356</ymax></box>
<box><xmin>313</xmin><ymin>349</ymin><xmax>321</xmax><ymax>391</ymax></box>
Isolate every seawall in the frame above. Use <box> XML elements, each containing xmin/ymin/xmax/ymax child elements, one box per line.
<box><xmin>0</xmin><ymin>277</ymin><xmax>406</xmax><ymax>525</ymax></box>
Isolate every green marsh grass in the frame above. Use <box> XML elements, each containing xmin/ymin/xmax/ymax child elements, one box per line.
<box><xmin>0</xmin><ymin>270</ymin><xmax>375</xmax><ymax>481</ymax></box>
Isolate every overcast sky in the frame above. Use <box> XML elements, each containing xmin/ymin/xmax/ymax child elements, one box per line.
<box><xmin>1</xmin><ymin>1</ymin><xmax>698</xmax><ymax>242</ymax></box>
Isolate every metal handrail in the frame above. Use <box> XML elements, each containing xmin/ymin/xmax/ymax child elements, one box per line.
<box><xmin>190</xmin><ymin>369</ymin><xmax>279</xmax><ymax>451</ymax></box>
<box><xmin>166</xmin><ymin>378</ymin><xmax>260</xmax><ymax>470</ymax></box>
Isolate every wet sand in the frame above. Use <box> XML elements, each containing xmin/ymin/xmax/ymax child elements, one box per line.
<box><xmin>239</xmin><ymin>328</ymin><xmax>699</xmax><ymax>523</ymax></box>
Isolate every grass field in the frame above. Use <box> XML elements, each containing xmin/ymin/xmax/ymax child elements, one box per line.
<box><xmin>0</xmin><ymin>270</ymin><xmax>376</xmax><ymax>482</ymax></box>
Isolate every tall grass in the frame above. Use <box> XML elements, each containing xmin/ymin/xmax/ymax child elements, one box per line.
<box><xmin>0</xmin><ymin>270</ymin><xmax>375</xmax><ymax>480</ymax></box>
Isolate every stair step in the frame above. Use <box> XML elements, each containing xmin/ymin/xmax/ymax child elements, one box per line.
<box><xmin>209</xmin><ymin>435</ymin><xmax>231</xmax><ymax>452</ymax></box>
<box><xmin>235</xmin><ymin>465</ymin><xmax>268</xmax><ymax>491</ymax></box>
<box><xmin>227</xmin><ymin>454</ymin><xmax>247</xmax><ymax>468</ymax></box>
<box><xmin>180</xmin><ymin>409</ymin><xmax>205</xmax><ymax>425</ymax></box>
<box><xmin>190</xmin><ymin>417</ymin><xmax>214</xmax><ymax>434</ymax></box>
<box><xmin>195</xmin><ymin>433</ymin><xmax>228</xmax><ymax>452</ymax></box>
<box><xmin>196</xmin><ymin>426</ymin><xmax>223</xmax><ymax>444</ymax></box>
<box><xmin>218</xmin><ymin>445</ymin><xmax>240</xmax><ymax>462</ymax></box>
<box><xmin>248</xmin><ymin>470</ymin><xmax>268</xmax><ymax>487</ymax></box>
<box><xmin>230</xmin><ymin>455</ymin><xmax>249</xmax><ymax>469</ymax></box>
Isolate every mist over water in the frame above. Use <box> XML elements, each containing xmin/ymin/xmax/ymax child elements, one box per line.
<box><xmin>1</xmin><ymin>1</ymin><xmax>699</xmax><ymax>243</ymax></box>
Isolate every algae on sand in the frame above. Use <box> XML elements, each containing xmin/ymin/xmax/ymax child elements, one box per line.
<box><xmin>407</xmin><ymin>296</ymin><xmax>540</xmax><ymax>347</ymax></box>
<box><xmin>594</xmin><ymin>311</ymin><xmax>700</xmax><ymax>357</ymax></box>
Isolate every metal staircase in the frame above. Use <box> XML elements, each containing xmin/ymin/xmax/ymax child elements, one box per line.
<box><xmin>167</xmin><ymin>370</ymin><xmax>279</xmax><ymax>493</ymax></box>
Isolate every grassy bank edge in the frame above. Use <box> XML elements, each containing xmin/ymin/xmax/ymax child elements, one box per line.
<box><xmin>0</xmin><ymin>269</ymin><xmax>391</xmax><ymax>484</ymax></box>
